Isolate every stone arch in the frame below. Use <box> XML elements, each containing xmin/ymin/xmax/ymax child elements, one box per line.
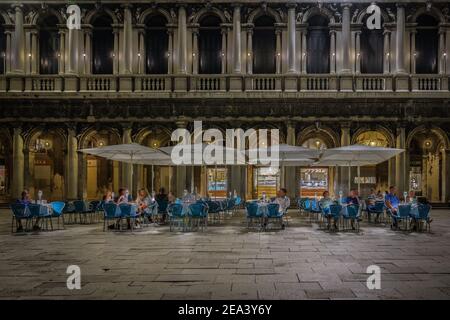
<box><xmin>247</xmin><ymin>7</ymin><xmax>283</xmax><ymax>24</ymax></box>
<box><xmin>296</xmin><ymin>125</ymin><xmax>339</xmax><ymax>148</ymax></box>
<box><xmin>355</xmin><ymin>5</ymin><xmax>392</xmax><ymax>24</ymax></box>
<box><xmin>0</xmin><ymin>10</ymin><xmax>12</xmax><ymax>25</ymax></box>
<box><xmin>406</xmin><ymin>125</ymin><xmax>450</xmax><ymax>150</ymax></box>
<box><xmin>24</xmin><ymin>127</ymin><xmax>67</xmax><ymax>151</ymax></box>
<box><xmin>78</xmin><ymin>126</ymin><xmax>121</xmax><ymax>149</ymax></box>
<box><xmin>190</xmin><ymin>7</ymin><xmax>230</xmax><ymax>24</ymax></box>
<box><xmin>0</xmin><ymin>128</ymin><xmax>12</xmax><ymax>148</ymax></box>
<box><xmin>31</xmin><ymin>8</ymin><xmax>65</xmax><ymax>25</ymax></box>
<box><xmin>138</xmin><ymin>8</ymin><xmax>174</xmax><ymax>25</ymax></box>
<box><xmin>245</xmin><ymin>123</ymin><xmax>287</xmax><ymax>145</ymax></box>
<box><xmin>301</xmin><ymin>6</ymin><xmax>335</xmax><ymax>24</ymax></box>
<box><xmin>409</xmin><ymin>6</ymin><xmax>446</xmax><ymax>24</ymax></box>
<box><xmin>351</xmin><ymin>125</ymin><xmax>395</xmax><ymax>147</ymax></box>
<box><xmin>134</xmin><ymin>125</ymin><xmax>172</xmax><ymax>147</ymax></box>
<box><xmin>84</xmin><ymin>7</ymin><xmax>119</xmax><ymax>25</ymax></box>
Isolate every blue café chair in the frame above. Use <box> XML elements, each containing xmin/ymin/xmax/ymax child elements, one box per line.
<box><xmin>50</xmin><ymin>201</ymin><xmax>66</xmax><ymax>229</ymax></box>
<box><xmin>266</xmin><ymin>203</ymin><xmax>283</xmax><ymax>230</ymax></box>
<box><xmin>143</xmin><ymin>202</ymin><xmax>158</xmax><ymax>226</ymax></box>
<box><xmin>188</xmin><ymin>202</ymin><xmax>208</xmax><ymax>231</ymax></box>
<box><xmin>310</xmin><ymin>199</ymin><xmax>321</xmax><ymax>223</ymax></box>
<box><xmin>367</xmin><ymin>201</ymin><xmax>385</xmax><ymax>223</ymax></box>
<box><xmin>343</xmin><ymin>204</ymin><xmax>360</xmax><ymax>232</ymax></box>
<box><xmin>205</xmin><ymin>200</ymin><xmax>222</xmax><ymax>224</ymax></box>
<box><xmin>10</xmin><ymin>203</ymin><xmax>31</xmax><ymax>233</ymax></box>
<box><xmin>328</xmin><ymin>204</ymin><xmax>342</xmax><ymax>231</ymax></box>
<box><xmin>63</xmin><ymin>201</ymin><xmax>76</xmax><ymax>224</ymax></box>
<box><xmin>73</xmin><ymin>200</ymin><xmax>93</xmax><ymax>224</ymax></box>
<box><xmin>245</xmin><ymin>201</ymin><xmax>263</xmax><ymax>230</ymax></box>
<box><xmin>167</xmin><ymin>203</ymin><xmax>185</xmax><ymax>232</ymax></box>
<box><xmin>28</xmin><ymin>203</ymin><xmax>53</xmax><ymax>231</ymax></box>
<box><xmin>103</xmin><ymin>202</ymin><xmax>120</xmax><ymax>231</ymax></box>
<box><xmin>234</xmin><ymin>196</ymin><xmax>242</xmax><ymax>214</ymax></box>
<box><xmin>118</xmin><ymin>203</ymin><xmax>139</xmax><ymax>232</ymax></box>
<box><xmin>416</xmin><ymin>203</ymin><xmax>432</xmax><ymax>232</ymax></box>
<box><xmin>89</xmin><ymin>200</ymin><xmax>101</xmax><ymax>223</ymax></box>
<box><xmin>397</xmin><ymin>204</ymin><xmax>412</xmax><ymax>231</ymax></box>
<box><xmin>225</xmin><ymin>198</ymin><xmax>235</xmax><ymax>216</ymax></box>
<box><xmin>156</xmin><ymin>199</ymin><xmax>169</xmax><ymax>222</ymax></box>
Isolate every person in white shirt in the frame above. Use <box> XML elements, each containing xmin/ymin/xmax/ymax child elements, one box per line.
<box><xmin>273</xmin><ymin>188</ymin><xmax>290</xmax><ymax>214</ymax></box>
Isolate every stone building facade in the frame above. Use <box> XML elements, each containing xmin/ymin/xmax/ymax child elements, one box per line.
<box><xmin>0</xmin><ymin>0</ymin><xmax>449</xmax><ymax>203</ymax></box>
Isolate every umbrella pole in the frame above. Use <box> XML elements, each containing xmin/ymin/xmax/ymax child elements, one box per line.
<box><xmin>214</xmin><ymin>164</ymin><xmax>217</xmax><ymax>201</ymax></box>
<box><xmin>357</xmin><ymin>166</ymin><xmax>361</xmax><ymax>195</ymax></box>
<box><xmin>169</xmin><ymin>165</ymin><xmax>172</xmax><ymax>193</ymax></box>
<box><xmin>151</xmin><ymin>164</ymin><xmax>154</xmax><ymax>193</ymax></box>
<box><xmin>191</xmin><ymin>165</ymin><xmax>194</xmax><ymax>194</ymax></box>
<box><xmin>348</xmin><ymin>162</ymin><xmax>351</xmax><ymax>194</ymax></box>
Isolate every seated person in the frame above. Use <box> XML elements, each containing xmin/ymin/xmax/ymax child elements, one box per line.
<box><xmin>385</xmin><ymin>186</ymin><xmax>400</xmax><ymax>228</ymax></box>
<box><xmin>367</xmin><ymin>188</ymin><xmax>377</xmax><ymax>206</ymax></box>
<box><xmin>375</xmin><ymin>190</ymin><xmax>385</xmax><ymax>201</ymax></box>
<box><xmin>168</xmin><ymin>191</ymin><xmax>177</xmax><ymax>204</ymax></box>
<box><xmin>155</xmin><ymin>188</ymin><xmax>168</xmax><ymax>202</ymax></box>
<box><xmin>116</xmin><ymin>188</ymin><xmax>129</xmax><ymax>204</ymax></box>
<box><xmin>319</xmin><ymin>191</ymin><xmax>337</xmax><ymax>230</ymax></box>
<box><xmin>345</xmin><ymin>189</ymin><xmax>361</xmax><ymax>229</ymax></box>
<box><xmin>15</xmin><ymin>189</ymin><xmax>41</xmax><ymax>232</ymax></box>
<box><xmin>272</xmin><ymin>188</ymin><xmax>290</xmax><ymax>214</ymax></box>
<box><xmin>102</xmin><ymin>190</ymin><xmax>113</xmax><ymax>203</ymax></box>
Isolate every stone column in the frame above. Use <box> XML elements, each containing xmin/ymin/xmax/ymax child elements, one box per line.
<box><xmin>383</xmin><ymin>30</ymin><xmax>391</xmax><ymax>73</ymax></box>
<box><xmin>5</xmin><ymin>29</ymin><xmax>13</xmax><ymax>73</ymax></box>
<box><xmin>11</xmin><ymin>4</ymin><xmax>25</xmax><ymax>73</ymax></box>
<box><xmin>177</xmin><ymin>6</ymin><xmax>187</xmax><ymax>74</ymax></box>
<box><xmin>330</xmin><ymin>29</ymin><xmax>336</xmax><ymax>74</ymax></box>
<box><xmin>30</xmin><ymin>31</ymin><xmax>38</xmax><ymax>74</ymax></box>
<box><xmin>395</xmin><ymin>126</ymin><xmax>406</xmax><ymax>196</ymax></box>
<box><xmin>340</xmin><ymin>124</ymin><xmax>351</xmax><ymax>195</ymax></box>
<box><xmin>121</xmin><ymin>125</ymin><xmax>133</xmax><ymax>193</ymax></box>
<box><xmin>232</xmin><ymin>5</ymin><xmax>241</xmax><ymax>73</ymax></box>
<box><xmin>285</xmin><ymin>122</ymin><xmax>297</xmax><ymax>201</ymax></box>
<box><xmin>221</xmin><ymin>26</ymin><xmax>227</xmax><ymax>74</ymax></box>
<box><xmin>137</xmin><ymin>28</ymin><xmax>145</xmax><ymax>74</ymax></box>
<box><xmin>287</xmin><ymin>4</ymin><xmax>297</xmax><ymax>73</ymax></box>
<box><xmin>167</xmin><ymin>27</ymin><xmax>174</xmax><ymax>74</ymax></box>
<box><xmin>58</xmin><ymin>29</ymin><xmax>65</xmax><ymax>74</ymax></box>
<box><xmin>113</xmin><ymin>28</ymin><xmax>119</xmax><ymax>74</ymax></box>
<box><xmin>439</xmin><ymin>29</ymin><xmax>446</xmax><ymax>75</ymax></box>
<box><xmin>355</xmin><ymin>31</ymin><xmax>361</xmax><ymax>74</ymax></box>
<box><xmin>175</xmin><ymin>121</ymin><xmax>187</xmax><ymax>197</ymax></box>
<box><xmin>192</xmin><ymin>26</ymin><xmax>199</xmax><ymax>75</ymax></box>
<box><xmin>301</xmin><ymin>28</ymin><xmax>307</xmax><ymax>74</ymax></box>
<box><xmin>122</xmin><ymin>4</ymin><xmax>133</xmax><ymax>74</ymax></box>
<box><xmin>341</xmin><ymin>3</ymin><xmax>351</xmax><ymax>73</ymax></box>
<box><xmin>66</xmin><ymin>27</ymin><xmax>79</xmax><ymax>74</ymax></box>
<box><xmin>275</xmin><ymin>28</ymin><xmax>282</xmax><ymax>74</ymax></box>
<box><xmin>12</xmin><ymin>127</ymin><xmax>24</xmax><ymax>199</ymax></box>
<box><xmin>396</xmin><ymin>4</ymin><xmax>406</xmax><ymax>73</ymax></box>
<box><xmin>410</xmin><ymin>30</ymin><xmax>416</xmax><ymax>74</ymax></box>
<box><xmin>67</xmin><ymin>127</ymin><xmax>79</xmax><ymax>200</ymax></box>
<box><xmin>246</xmin><ymin>24</ymin><xmax>253</xmax><ymax>74</ymax></box>
<box><xmin>84</xmin><ymin>29</ymin><xmax>92</xmax><ymax>74</ymax></box>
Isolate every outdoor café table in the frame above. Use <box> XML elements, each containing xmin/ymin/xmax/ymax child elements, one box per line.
<box><xmin>255</xmin><ymin>201</ymin><xmax>270</xmax><ymax>217</ymax></box>
<box><xmin>181</xmin><ymin>200</ymin><xmax>195</xmax><ymax>215</ymax></box>
<box><xmin>33</xmin><ymin>202</ymin><xmax>53</xmax><ymax>216</ymax></box>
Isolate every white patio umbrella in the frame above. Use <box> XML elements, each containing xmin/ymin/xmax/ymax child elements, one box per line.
<box><xmin>79</xmin><ymin>143</ymin><xmax>169</xmax><ymax>195</ymax></box>
<box><xmin>314</xmin><ymin>144</ymin><xmax>404</xmax><ymax>194</ymax></box>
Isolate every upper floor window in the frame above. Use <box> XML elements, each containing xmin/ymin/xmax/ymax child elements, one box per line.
<box><xmin>145</xmin><ymin>14</ymin><xmax>168</xmax><ymax>74</ymax></box>
<box><xmin>92</xmin><ymin>15</ymin><xmax>114</xmax><ymax>74</ymax></box>
<box><xmin>306</xmin><ymin>15</ymin><xmax>330</xmax><ymax>74</ymax></box>
<box><xmin>0</xmin><ymin>19</ymin><xmax>5</xmax><ymax>74</ymax></box>
<box><xmin>199</xmin><ymin>15</ymin><xmax>222</xmax><ymax>74</ymax></box>
<box><xmin>39</xmin><ymin>15</ymin><xmax>60</xmax><ymax>75</ymax></box>
<box><xmin>415</xmin><ymin>14</ymin><xmax>438</xmax><ymax>74</ymax></box>
<box><xmin>253</xmin><ymin>15</ymin><xmax>276</xmax><ymax>74</ymax></box>
<box><xmin>360</xmin><ymin>17</ymin><xmax>384</xmax><ymax>74</ymax></box>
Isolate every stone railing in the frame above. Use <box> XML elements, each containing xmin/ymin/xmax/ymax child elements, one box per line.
<box><xmin>355</xmin><ymin>74</ymin><xmax>392</xmax><ymax>91</ymax></box>
<box><xmin>411</xmin><ymin>75</ymin><xmax>448</xmax><ymax>91</ymax></box>
<box><xmin>245</xmin><ymin>75</ymin><xmax>282</xmax><ymax>91</ymax></box>
<box><xmin>2</xmin><ymin>74</ymin><xmax>450</xmax><ymax>94</ymax></box>
<box><xmin>135</xmin><ymin>75</ymin><xmax>171</xmax><ymax>92</ymax></box>
<box><xmin>80</xmin><ymin>75</ymin><xmax>118</xmax><ymax>92</ymax></box>
<box><xmin>191</xmin><ymin>75</ymin><xmax>226</xmax><ymax>91</ymax></box>
<box><xmin>25</xmin><ymin>75</ymin><xmax>63</xmax><ymax>92</ymax></box>
<box><xmin>300</xmin><ymin>75</ymin><xmax>337</xmax><ymax>91</ymax></box>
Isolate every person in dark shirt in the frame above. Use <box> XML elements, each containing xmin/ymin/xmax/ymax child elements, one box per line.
<box><xmin>155</xmin><ymin>187</ymin><xmax>168</xmax><ymax>202</ymax></box>
<box><xmin>345</xmin><ymin>189</ymin><xmax>360</xmax><ymax>205</ymax></box>
<box><xmin>15</xmin><ymin>190</ymin><xmax>31</xmax><ymax>231</ymax></box>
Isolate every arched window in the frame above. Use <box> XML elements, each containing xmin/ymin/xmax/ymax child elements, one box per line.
<box><xmin>306</xmin><ymin>15</ymin><xmax>330</xmax><ymax>74</ymax></box>
<box><xmin>39</xmin><ymin>15</ymin><xmax>59</xmax><ymax>74</ymax></box>
<box><xmin>198</xmin><ymin>15</ymin><xmax>222</xmax><ymax>74</ymax></box>
<box><xmin>360</xmin><ymin>17</ymin><xmax>384</xmax><ymax>74</ymax></box>
<box><xmin>92</xmin><ymin>15</ymin><xmax>114</xmax><ymax>74</ymax></box>
<box><xmin>145</xmin><ymin>14</ymin><xmax>168</xmax><ymax>74</ymax></box>
<box><xmin>415</xmin><ymin>15</ymin><xmax>438</xmax><ymax>74</ymax></box>
<box><xmin>0</xmin><ymin>18</ymin><xmax>5</xmax><ymax>74</ymax></box>
<box><xmin>253</xmin><ymin>15</ymin><xmax>276</xmax><ymax>74</ymax></box>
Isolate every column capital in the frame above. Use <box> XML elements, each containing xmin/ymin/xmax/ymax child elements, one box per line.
<box><xmin>340</xmin><ymin>122</ymin><xmax>351</xmax><ymax>130</ymax></box>
<box><xmin>176</xmin><ymin>120</ymin><xmax>188</xmax><ymax>129</ymax></box>
<box><xmin>121</xmin><ymin>123</ymin><xmax>133</xmax><ymax>132</ymax></box>
<box><xmin>11</xmin><ymin>3</ymin><xmax>23</xmax><ymax>11</ymax></box>
<box><xmin>232</xmin><ymin>4</ymin><xmax>242</xmax><ymax>9</ymax></box>
<box><xmin>341</xmin><ymin>3</ymin><xmax>352</xmax><ymax>9</ymax></box>
<box><xmin>396</xmin><ymin>3</ymin><xmax>407</xmax><ymax>8</ymax></box>
<box><xmin>286</xmin><ymin>3</ymin><xmax>297</xmax><ymax>9</ymax></box>
<box><xmin>120</xmin><ymin>3</ymin><xmax>133</xmax><ymax>9</ymax></box>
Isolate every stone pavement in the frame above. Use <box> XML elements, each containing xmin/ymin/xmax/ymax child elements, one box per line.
<box><xmin>0</xmin><ymin>208</ymin><xmax>450</xmax><ymax>300</ymax></box>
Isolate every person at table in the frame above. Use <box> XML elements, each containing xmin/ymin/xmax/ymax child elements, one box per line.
<box><xmin>156</xmin><ymin>187</ymin><xmax>168</xmax><ymax>202</ymax></box>
<box><xmin>116</xmin><ymin>188</ymin><xmax>129</xmax><ymax>204</ymax></box>
<box><xmin>168</xmin><ymin>191</ymin><xmax>177</xmax><ymax>204</ymax></box>
<box><xmin>375</xmin><ymin>190</ymin><xmax>384</xmax><ymax>201</ymax></box>
<box><xmin>273</xmin><ymin>188</ymin><xmax>290</xmax><ymax>214</ymax></box>
<box><xmin>102</xmin><ymin>190</ymin><xmax>113</xmax><ymax>203</ymax></box>
<box><xmin>319</xmin><ymin>191</ymin><xmax>337</xmax><ymax>230</ymax></box>
<box><xmin>406</xmin><ymin>190</ymin><xmax>417</xmax><ymax>204</ymax></box>
<box><xmin>136</xmin><ymin>188</ymin><xmax>152</xmax><ymax>224</ymax></box>
<box><xmin>344</xmin><ymin>190</ymin><xmax>360</xmax><ymax>230</ymax></box>
<box><xmin>367</xmin><ymin>188</ymin><xmax>377</xmax><ymax>205</ymax></box>
<box><xmin>385</xmin><ymin>186</ymin><xmax>400</xmax><ymax>228</ymax></box>
<box><xmin>14</xmin><ymin>190</ymin><xmax>34</xmax><ymax>232</ymax></box>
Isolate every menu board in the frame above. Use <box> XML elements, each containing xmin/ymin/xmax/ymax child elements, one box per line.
<box><xmin>255</xmin><ymin>167</ymin><xmax>279</xmax><ymax>198</ymax></box>
<box><xmin>208</xmin><ymin>168</ymin><xmax>227</xmax><ymax>198</ymax></box>
<box><xmin>300</xmin><ymin>168</ymin><xmax>328</xmax><ymax>198</ymax></box>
